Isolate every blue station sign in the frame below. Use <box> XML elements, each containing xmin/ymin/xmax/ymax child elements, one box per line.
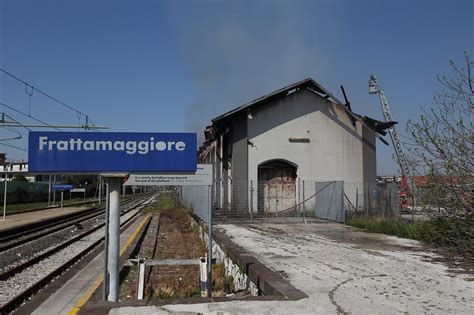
<box><xmin>28</xmin><ymin>131</ymin><xmax>197</xmax><ymax>173</ymax></box>
<box><xmin>52</xmin><ymin>184</ymin><xmax>74</xmax><ymax>191</ymax></box>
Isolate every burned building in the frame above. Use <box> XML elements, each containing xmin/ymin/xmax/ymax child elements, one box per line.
<box><xmin>199</xmin><ymin>78</ymin><xmax>390</xmax><ymax>220</ymax></box>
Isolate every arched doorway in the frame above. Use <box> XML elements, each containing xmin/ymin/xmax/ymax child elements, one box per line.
<box><xmin>257</xmin><ymin>160</ymin><xmax>297</xmax><ymax>214</ymax></box>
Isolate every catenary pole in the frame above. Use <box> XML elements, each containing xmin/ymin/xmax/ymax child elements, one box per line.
<box><xmin>2</xmin><ymin>164</ymin><xmax>8</xmax><ymax>221</ymax></box>
<box><xmin>98</xmin><ymin>176</ymin><xmax>102</xmax><ymax>206</ymax></box>
<box><xmin>48</xmin><ymin>175</ymin><xmax>51</xmax><ymax>206</ymax></box>
<box><xmin>52</xmin><ymin>175</ymin><xmax>56</xmax><ymax>205</ymax></box>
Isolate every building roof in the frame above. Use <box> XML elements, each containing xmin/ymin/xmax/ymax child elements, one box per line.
<box><xmin>212</xmin><ymin>77</ymin><xmax>344</xmax><ymax>123</ymax></box>
<box><xmin>208</xmin><ymin>77</ymin><xmax>392</xmax><ymax>145</ymax></box>
<box><xmin>412</xmin><ymin>176</ymin><xmax>463</xmax><ymax>188</ymax></box>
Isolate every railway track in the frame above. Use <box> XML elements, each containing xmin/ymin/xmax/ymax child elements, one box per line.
<box><xmin>0</xmin><ymin>195</ymin><xmax>144</xmax><ymax>252</ymax></box>
<box><xmin>0</xmin><ymin>194</ymin><xmax>156</xmax><ymax>314</ymax></box>
<box><xmin>0</xmin><ymin>196</ymin><xmax>147</xmax><ymax>275</ymax></box>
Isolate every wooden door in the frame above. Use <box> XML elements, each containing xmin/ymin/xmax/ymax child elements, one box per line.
<box><xmin>258</xmin><ymin>161</ymin><xmax>296</xmax><ymax>213</ymax></box>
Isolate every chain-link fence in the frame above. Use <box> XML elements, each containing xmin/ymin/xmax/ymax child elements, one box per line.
<box><xmin>180</xmin><ymin>185</ymin><xmax>211</xmax><ymax>223</ymax></box>
<box><xmin>179</xmin><ymin>180</ymin><xmax>401</xmax><ymax>223</ymax></box>
<box><xmin>344</xmin><ymin>182</ymin><xmax>400</xmax><ymax>219</ymax></box>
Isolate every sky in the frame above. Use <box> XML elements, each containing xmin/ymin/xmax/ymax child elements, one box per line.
<box><xmin>0</xmin><ymin>0</ymin><xmax>472</xmax><ymax>175</ymax></box>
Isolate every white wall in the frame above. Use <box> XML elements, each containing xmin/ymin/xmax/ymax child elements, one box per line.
<box><xmin>247</xmin><ymin>89</ymin><xmax>375</xmax><ymax>211</ymax></box>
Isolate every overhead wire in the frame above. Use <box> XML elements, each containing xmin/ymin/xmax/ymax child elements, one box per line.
<box><xmin>0</xmin><ymin>142</ymin><xmax>28</xmax><ymax>152</ymax></box>
<box><xmin>0</xmin><ymin>68</ymin><xmax>94</xmax><ymax>128</ymax></box>
<box><xmin>25</xmin><ymin>83</ymin><xmax>33</xmax><ymax>116</ymax></box>
<box><xmin>0</xmin><ymin>102</ymin><xmax>61</xmax><ymax>131</ymax></box>
<box><xmin>0</xmin><ymin>126</ymin><xmax>23</xmax><ymax>140</ymax></box>
<box><xmin>1</xmin><ymin>112</ymin><xmax>32</xmax><ymax>132</ymax></box>
<box><xmin>87</xmin><ymin>116</ymin><xmax>100</xmax><ymax>132</ymax></box>
<box><xmin>0</xmin><ymin>113</ymin><xmax>30</xmax><ymax>156</ymax></box>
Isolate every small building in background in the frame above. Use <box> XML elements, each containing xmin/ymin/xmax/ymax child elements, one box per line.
<box><xmin>0</xmin><ymin>155</ymin><xmax>36</xmax><ymax>182</ymax></box>
<box><xmin>198</xmin><ymin>78</ymin><xmax>391</xmax><ymax>221</ymax></box>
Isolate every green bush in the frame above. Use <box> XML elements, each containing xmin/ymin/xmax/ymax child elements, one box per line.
<box><xmin>346</xmin><ymin>217</ymin><xmax>473</xmax><ymax>256</ymax></box>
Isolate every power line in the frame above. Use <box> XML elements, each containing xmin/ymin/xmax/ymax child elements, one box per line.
<box><xmin>0</xmin><ymin>126</ymin><xmax>22</xmax><ymax>140</ymax></box>
<box><xmin>0</xmin><ymin>142</ymin><xmax>27</xmax><ymax>152</ymax></box>
<box><xmin>0</xmin><ymin>68</ymin><xmax>93</xmax><ymax>126</ymax></box>
<box><xmin>1</xmin><ymin>113</ymin><xmax>32</xmax><ymax>132</ymax></box>
<box><xmin>0</xmin><ymin>102</ymin><xmax>61</xmax><ymax>131</ymax></box>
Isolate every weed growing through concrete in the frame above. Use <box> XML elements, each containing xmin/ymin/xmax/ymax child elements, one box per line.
<box><xmin>212</xmin><ymin>263</ymin><xmax>235</xmax><ymax>294</ymax></box>
<box><xmin>143</xmin><ymin>192</ymin><xmax>176</xmax><ymax>216</ymax></box>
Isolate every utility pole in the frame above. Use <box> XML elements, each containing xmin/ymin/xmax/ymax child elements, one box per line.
<box><xmin>98</xmin><ymin>176</ymin><xmax>102</xmax><ymax>205</ymax></box>
<box><xmin>52</xmin><ymin>175</ymin><xmax>56</xmax><ymax>205</ymax></box>
<box><xmin>48</xmin><ymin>175</ymin><xmax>52</xmax><ymax>206</ymax></box>
<box><xmin>2</xmin><ymin>163</ymin><xmax>8</xmax><ymax>221</ymax></box>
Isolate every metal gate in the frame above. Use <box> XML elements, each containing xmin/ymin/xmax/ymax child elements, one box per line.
<box><xmin>258</xmin><ymin>160</ymin><xmax>296</xmax><ymax>213</ymax></box>
<box><xmin>314</xmin><ymin>181</ymin><xmax>344</xmax><ymax>222</ymax></box>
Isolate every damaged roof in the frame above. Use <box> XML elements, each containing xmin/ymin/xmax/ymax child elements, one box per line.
<box><xmin>209</xmin><ymin>77</ymin><xmax>393</xmax><ymax>145</ymax></box>
<box><xmin>212</xmin><ymin>77</ymin><xmax>344</xmax><ymax>123</ymax></box>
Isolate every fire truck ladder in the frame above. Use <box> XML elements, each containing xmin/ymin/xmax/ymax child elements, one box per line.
<box><xmin>368</xmin><ymin>75</ymin><xmax>414</xmax><ymax>193</ymax></box>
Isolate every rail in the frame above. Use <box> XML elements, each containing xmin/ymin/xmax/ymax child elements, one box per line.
<box><xmin>0</xmin><ymin>194</ymin><xmax>156</xmax><ymax>314</ymax></box>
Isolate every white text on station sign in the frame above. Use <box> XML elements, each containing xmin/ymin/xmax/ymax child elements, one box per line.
<box><xmin>123</xmin><ymin>164</ymin><xmax>212</xmax><ymax>186</ymax></box>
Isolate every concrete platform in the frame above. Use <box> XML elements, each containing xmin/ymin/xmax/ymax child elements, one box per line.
<box><xmin>31</xmin><ymin>214</ymin><xmax>150</xmax><ymax>315</ymax></box>
<box><xmin>0</xmin><ymin>206</ymin><xmax>90</xmax><ymax>231</ymax></box>
<box><xmin>107</xmin><ymin>221</ymin><xmax>474</xmax><ymax>314</ymax></box>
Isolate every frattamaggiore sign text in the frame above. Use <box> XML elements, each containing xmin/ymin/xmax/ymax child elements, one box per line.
<box><xmin>38</xmin><ymin>136</ymin><xmax>187</xmax><ymax>155</ymax></box>
<box><xmin>28</xmin><ymin>131</ymin><xmax>197</xmax><ymax>173</ymax></box>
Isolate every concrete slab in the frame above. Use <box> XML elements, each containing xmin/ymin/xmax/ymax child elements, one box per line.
<box><xmin>109</xmin><ymin>221</ymin><xmax>474</xmax><ymax>314</ymax></box>
<box><xmin>32</xmin><ymin>215</ymin><xmax>150</xmax><ymax>315</ymax></box>
<box><xmin>0</xmin><ymin>206</ymin><xmax>89</xmax><ymax>231</ymax></box>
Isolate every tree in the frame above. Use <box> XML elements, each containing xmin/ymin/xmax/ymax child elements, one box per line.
<box><xmin>406</xmin><ymin>52</ymin><xmax>473</xmax><ymax>219</ymax></box>
<box><xmin>12</xmin><ymin>174</ymin><xmax>28</xmax><ymax>182</ymax></box>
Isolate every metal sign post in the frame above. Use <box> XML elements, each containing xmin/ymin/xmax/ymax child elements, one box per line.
<box><xmin>52</xmin><ymin>185</ymin><xmax>74</xmax><ymax>210</ymax></box>
<box><xmin>103</xmin><ymin>181</ymin><xmax>110</xmax><ymax>300</ymax></box>
<box><xmin>60</xmin><ymin>191</ymin><xmax>64</xmax><ymax>210</ymax></box>
<box><xmin>207</xmin><ymin>184</ymin><xmax>212</xmax><ymax>298</ymax></box>
<box><xmin>106</xmin><ymin>177</ymin><xmax>121</xmax><ymax>302</ymax></box>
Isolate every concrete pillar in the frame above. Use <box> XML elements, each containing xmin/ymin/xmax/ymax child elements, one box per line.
<box><xmin>219</xmin><ymin>135</ymin><xmax>223</xmax><ymax>209</ymax></box>
<box><xmin>107</xmin><ymin>177</ymin><xmax>121</xmax><ymax>301</ymax></box>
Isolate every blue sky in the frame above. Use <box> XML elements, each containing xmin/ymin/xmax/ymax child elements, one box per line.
<box><xmin>0</xmin><ymin>0</ymin><xmax>472</xmax><ymax>175</ymax></box>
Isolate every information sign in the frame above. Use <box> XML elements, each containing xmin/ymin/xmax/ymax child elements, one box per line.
<box><xmin>52</xmin><ymin>184</ymin><xmax>74</xmax><ymax>191</ymax></box>
<box><xmin>123</xmin><ymin>164</ymin><xmax>212</xmax><ymax>186</ymax></box>
<box><xmin>71</xmin><ymin>188</ymin><xmax>86</xmax><ymax>193</ymax></box>
<box><xmin>28</xmin><ymin>131</ymin><xmax>197</xmax><ymax>173</ymax></box>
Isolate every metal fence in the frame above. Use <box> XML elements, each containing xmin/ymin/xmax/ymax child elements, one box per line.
<box><xmin>180</xmin><ymin>185</ymin><xmax>211</xmax><ymax>223</ymax></box>
<box><xmin>0</xmin><ymin>181</ymin><xmax>50</xmax><ymax>204</ymax></box>
<box><xmin>344</xmin><ymin>182</ymin><xmax>400</xmax><ymax>218</ymax></box>
<box><xmin>180</xmin><ymin>180</ymin><xmax>401</xmax><ymax>223</ymax></box>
